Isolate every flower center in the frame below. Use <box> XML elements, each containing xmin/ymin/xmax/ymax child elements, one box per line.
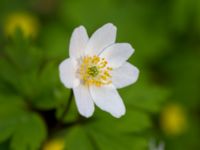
<box><xmin>87</xmin><ymin>66</ymin><xmax>99</xmax><ymax>77</ymax></box>
<box><xmin>79</xmin><ymin>55</ymin><xmax>112</xmax><ymax>87</ymax></box>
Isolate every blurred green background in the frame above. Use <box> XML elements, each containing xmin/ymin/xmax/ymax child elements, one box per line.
<box><xmin>0</xmin><ymin>0</ymin><xmax>200</xmax><ymax>150</ymax></box>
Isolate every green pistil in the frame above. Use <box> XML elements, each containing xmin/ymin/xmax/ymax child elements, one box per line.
<box><xmin>87</xmin><ymin>66</ymin><xmax>99</xmax><ymax>77</ymax></box>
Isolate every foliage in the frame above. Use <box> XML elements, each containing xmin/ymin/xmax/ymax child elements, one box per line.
<box><xmin>0</xmin><ymin>0</ymin><xmax>200</xmax><ymax>150</ymax></box>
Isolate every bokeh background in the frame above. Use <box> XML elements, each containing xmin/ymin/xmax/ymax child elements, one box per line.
<box><xmin>0</xmin><ymin>0</ymin><xmax>200</xmax><ymax>150</ymax></box>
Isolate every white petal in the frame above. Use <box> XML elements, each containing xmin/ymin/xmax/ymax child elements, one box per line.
<box><xmin>69</xmin><ymin>26</ymin><xmax>89</xmax><ymax>59</ymax></box>
<box><xmin>112</xmin><ymin>62</ymin><xmax>139</xmax><ymax>89</ymax></box>
<box><xmin>100</xmin><ymin>43</ymin><xmax>134</xmax><ymax>68</ymax></box>
<box><xmin>59</xmin><ymin>58</ymin><xmax>80</xmax><ymax>88</ymax></box>
<box><xmin>73</xmin><ymin>84</ymin><xmax>95</xmax><ymax>118</ymax></box>
<box><xmin>90</xmin><ymin>84</ymin><xmax>125</xmax><ymax>118</ymax></box>
<box><xmin>85</xmin><ymin>23</ymin><xmax>117</xmax><ymax>55</ymax></box>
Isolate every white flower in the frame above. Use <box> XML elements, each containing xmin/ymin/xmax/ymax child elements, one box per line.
<box><xmin>59</xmin><ymin>23</ymin><xmax>139</xmax><ymax>118</ymax></box>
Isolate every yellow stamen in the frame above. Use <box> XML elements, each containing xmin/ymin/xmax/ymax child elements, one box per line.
<box><xmin>79</xmin><ymin>56</ymin><xmax>112</xmax><ymax>87</ymax></box>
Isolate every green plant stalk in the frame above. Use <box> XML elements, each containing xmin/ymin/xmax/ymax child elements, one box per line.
<box><xmin>60</xmin><ymin>89</ymin><xmax>74</xmax><ymax>121</ymax></box>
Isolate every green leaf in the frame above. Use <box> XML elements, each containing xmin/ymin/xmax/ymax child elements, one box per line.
<box><xmin>4</xmin><ymin>31</ymin><xmax>43</xmax><ymax>72</ymax></box>
<box><xmin>120</xmin><ymin>74</ymin><xmax>169</xmax><ymax>113</ymax></box>
<box><xmin>31</xmin><ymin>60</ymin><xmax>70</xmax><ymax>110</ymax></box>
<box><xmin>114</xmin><ymin>109</ymin><xmax>152</xmax><ymax>133</ymax></box>
<box><xmin>0</xmin><ymin>107</ymin><xmax>23</xmax><ymax>143</ymax></box>
<box><xmin>0</xmin><ymin>96</ymin><xmax>25</xmax><ymax>142</ymax></box>
<box><xmin>88</xmin><ymin>129</ymin><xmax>147</xmax><ymax>150</ymax></box>
<box><xmin>88</xmin><ymin>109</ymin><xmax>151</xmax><ymax>134</ymax></box>
<box><xmin>0</xmin><ymin>58</ymin><xmax>20</xmax><ymax>92</ymax></box>
<box><xmin>0</xmin><ymin>96</ymin><xmax>47</xmax><ymax>150</ymax></box>
<box><xmin>80</xmin><ymin>107</ymin><xmax>151</xmax><ymax>150</ymax></box>
<box><xmin>64</xmin><ymin>126</ymin><xmax>93</xmax><ymax>150</ymax></box>
<box><xmin>10</xmin><ymin>113</ymin><xmax>47</xmax><ymax>150</ymax></box>
<box><xmin>26</xmin><ymin>58</ymin><xmax>74</xmax><ymax>112</ymax></box>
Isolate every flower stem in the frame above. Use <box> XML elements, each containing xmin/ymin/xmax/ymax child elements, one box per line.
<box><xmin>60</xmin><ymin>89</ymin><xmax>73</xmax><ymax>121</ymax></box>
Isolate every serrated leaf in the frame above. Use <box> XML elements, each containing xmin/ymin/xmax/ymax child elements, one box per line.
<box><xmin>2</xmin><ymin>31</ymin><xmax>43</xmax><ymax>74</ymax></box>
<box><xmin>32</xmin><ymin>61</ymin><xmax>69</xmax><ymax>110</ymax></box>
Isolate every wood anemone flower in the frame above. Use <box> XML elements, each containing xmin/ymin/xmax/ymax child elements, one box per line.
<box><xmin>59</xmin><ymin>23</ymin><xmax>139</xmax><ymax>118</ymax></box>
